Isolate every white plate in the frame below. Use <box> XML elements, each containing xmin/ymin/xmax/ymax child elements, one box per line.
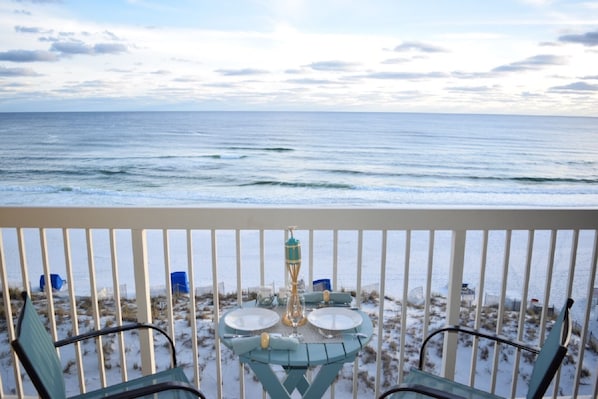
<box><xmin>224</xmin><ymin>308</ymin><xmax>280</xmax><ymax>331</ymax></box>
<box><xmin>307</xmin><ymin>307</ymin><xmax>362</xmax><ymax>331</ymax></box>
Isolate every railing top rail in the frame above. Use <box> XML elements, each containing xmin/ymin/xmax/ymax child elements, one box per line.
<box><xmin>1</xmin><ymin>207</ymin><xmax>597</xmax><ymax>230</ymax></box>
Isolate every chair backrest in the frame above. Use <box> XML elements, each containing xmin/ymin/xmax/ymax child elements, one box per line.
<box><xmin>527</xmin><ymin>298</ymin><xmax>574</xmax><ymax>399</ymax></box>
<box><xmin>11</xmin><ymin>291</ymin><xmax>66</xmax><ymax>399</ymax></box>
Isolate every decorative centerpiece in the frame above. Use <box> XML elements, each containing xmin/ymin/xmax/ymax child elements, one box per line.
<box><xmin>282</xmin><ymin>227</ymin><xmax>307</xmax><ymax>328</ymax></box>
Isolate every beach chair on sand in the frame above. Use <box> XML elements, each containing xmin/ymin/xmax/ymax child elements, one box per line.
<box><xmin>379</xmin><ymin>298</ymin><xmax>574</xmax><ymax>399</ymax></box>
<box><xmin>11</xmin><ymin>291</ymin><xmax>207</xmax><ymax>399</ymax></box>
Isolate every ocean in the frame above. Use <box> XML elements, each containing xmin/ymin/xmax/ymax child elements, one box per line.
<box><xmin>1</xmin><ymin>112</ymin><xmax>597</xmax><ymax>398</ymax></box>
<box><xmin>1</xmin><ymin>111</ymin><xmax>597</xmax><ymax>207</ymax></box>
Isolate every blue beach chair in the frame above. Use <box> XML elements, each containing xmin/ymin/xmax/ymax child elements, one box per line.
<box><xmin>379</xmin><ymin>298</ymin><xmax>574</xmax><ymax>399</ymax></box>
<box><xmin>11</xmin><ymin>291</ymin><xmax>207</xmax><ymax>399</ymax></box>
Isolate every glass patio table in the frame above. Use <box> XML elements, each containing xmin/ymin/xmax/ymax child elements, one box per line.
<box><xmin>219</xmin><ymin>304</ymin><xmax>373</xmax><ymax>399</ymax></box>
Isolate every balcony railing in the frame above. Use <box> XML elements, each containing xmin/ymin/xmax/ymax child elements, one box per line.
<box><xmin>0</xmin><ymin>207</ymin><xmax>597</xmax><ymax>399</ymax></box>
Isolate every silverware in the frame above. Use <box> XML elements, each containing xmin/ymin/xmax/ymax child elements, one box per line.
<box><xmin>317</xmin><ymin>330</ymin><xmax>368</xmax><ymax>339</ymax></box>
<box><xmin>223</xmin><ymin>333</ymin><xmax>282</xmax><ymax>339</ymax></box>
<box><xmin>223</xmin><ymin>334</ymin><xmax>251</xmax><ymax>338</ymax></box>
<box><xmin>342</xmin><ymin>332</ymin><xmax>368</xmax><ymax>339</ymax></box>
<box><xmin>316</xmin><ymin>303</ymin><xmax>356</xmax><ymax>309</ymax></box>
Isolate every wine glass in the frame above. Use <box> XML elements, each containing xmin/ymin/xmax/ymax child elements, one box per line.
<box><xmin>286</xmin><ymin>292</ymin><xmax>305</xmax><ymax>339</ymax></box>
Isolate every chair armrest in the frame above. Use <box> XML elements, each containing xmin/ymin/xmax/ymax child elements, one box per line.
<box><xmin>419</xmin><ymin>325</ymin><xmax>540</xmax><ymax>370</ymax></box>
<box><xmin>379</xmin><ymin>383</ymin><xmax>466</xmax><ymax>399</ymax></box>
<box><xmin>54</xmin><ymin>322</ymin><xmax>178</xmax><ymax>367</ymax></box>
<box><xmin>102</xmin><ymin>381</ymin><xmax>206</xmax><ymax>399</ymax></box>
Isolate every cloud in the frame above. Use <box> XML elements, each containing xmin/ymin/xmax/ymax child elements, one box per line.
<box><xmin>0</xmin><ymin>49</ymin><xmax>58</xmax><ymax>62</ymax></box>
<box><xmin>93</xmin><ymin>43</ymin><xmax>127</xmax><ymax>54</ymax></box>
<box><xmin>381</xmin><ymin>57</ymin><xmax>411</xmax><ymax>64</ymax></box>
<box><xmin>50</xmin><ymin>41</ymin><xmax>92</xmax><ymax>54</ymax></box>
<box><xmin>15</xmin><ymin>25</ymin><xmax>52</xmax><ymax>34</ymax></box>
<box><xmin>284</xmin><ymin>68</ymin><xmax>304</xmax><ymax>74</ymax></box>
<box><xmin>172</xmin><ymin>76</ymin><xmax>199</xmax><ymax>83</ymax></box>
<box><xmin>394</xmin><ymin>41</ymin><xmax>447</xmax><ymax>53</ymax></box>
<box><xmin>215</xmin><ymin>68</ymin><xmax>268</xmax><ymax>76</ymax></box>
<box><xmin>363</xmin><ymin>71</ymin><xmax>448</xmax><ymax>79</ymax></box>
<box><xmin>447</xmin><ymin>86</ymin><xmax>493</xmax><ymax>92</ymax></box>
<box><xmin>286</xmin><ymin>78</ymin><xmax>342</xmax><ymax>85</ymax></box>
<box><xmin>0</xmin><ymin>66</ymin><xmax>40</xmax><ymax>76</ymax></box>
<box><xmin>306</xmin><ymin>60</ymin><xmax>359</xmax><ymax>71</ymax></box>
<box><xmin>38</xmin><ymin>36</ymin><xmax>58</xmax><ymax>42</ymax></box>
<box><xmin>50</xmin><ymin>41</ymin><xmax>127</xmax><ymax>55</ymax></box>
<box><xmin>492</xmin><ymin>54</ymin><xmax>567</xmax><ymax>72</ymax></box>
<box><xmin>549</xmin><ymin>81</ymin><xmax>598</xmax><ymax>91</ymax></box>
<box><xmin>103</xmin><ymin>30</ymin><xmax>121</xmax><ymax>41</ymax></box>
<box><xmin>203</xmin><ymin>81</ymin><xmax>238</xmax><ymax>88</ymax></box>
<box><xmin>558</xmin><ymin>30</ymin><xmax>598</xmax><ymax>47</ymax></box>
<box><xmin>106</xmin><ymin>68</ymin><xmax>133</xmax><ymax>74</ymax></box>
<box><xmin>451</xmin><ymin>71</ymin><xmax>493</xmax><ymax>79</ymax></box>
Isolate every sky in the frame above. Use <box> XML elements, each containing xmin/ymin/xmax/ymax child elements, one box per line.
<box><xmin>0</xmin><ymin>0</ymin><xmax>598</xmax><ymax>116</ymax></box>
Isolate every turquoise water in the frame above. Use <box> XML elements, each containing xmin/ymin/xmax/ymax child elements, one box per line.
<box><xmin>1</xmin><ymin>111</ymin><xmax>597</xmax><ymax>206</ymax></box>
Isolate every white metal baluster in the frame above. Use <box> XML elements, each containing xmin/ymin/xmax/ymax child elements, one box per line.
<box><xmin>565</xmin><ymin>229</ymin><xmax>579</xmax><ymax>299</ymax></box>
<box><xmin>560</xmin><ymin>229</ymin><xmax>578</xmax><ymax>398</ymax></box>
<box><xmin>259</xmin><ymin>228</ymin><xmax>265</xmax><ymax>297</ymax></box>
<box><xmin>186</xmin><ymin>229</ymin><xmax>199</xmax><ymax>385</ymax></box>
<box><xmin>374</xmin><ymin>229</ymin><xmax>388</xmax><ymax>397</ymax></box>
<box><xmin>308</xmin><ymin>229</ymin><xmax>314</xmax><ymax>292</ymax></box>
<box><xmin>235</xmin><ymin>229</ymin><xmax>245</xmax><ymax>399</ymax></box>
<box><xmin>109</xmin><ymin>228</ymin><xmax>128</xmax><ymax>383</ymax></box>
<box><xmin>510</xmin><ymin>230</ymin><xmax>533</xmax><ymax>398</ymax></box>
<box><xmin>332</xmin><ymin>229</ymin><xmax>338</xmax><ymax>291</ymax></box>
<box><xmin>86</xmin><ymin>228</ymin><xmax>108</xmax><ymax>387</ymax></box>
<box><xmin>538</xmin><ymin>230</ymin><xmax>558</xmax><ymax>348</ymax></box>
<box><xmin>422</xmin><ymin>230</ymin><xmax>434</xmax><ymax>346</ymax></box>
<box><xmin>17</xmin><ymin>228</ymin><xmax>30</xmax><ymax>295</ymax></box>
<box><xmin>470</xmin><ymin>230</ymin><xmax>488</xmax><ymax>387</ymax></box>
<box><xmin>490</xmin><ymin>230</ymin><xmax>512</xmax><ymax>394</ymax></box>
<box><xmin>352</xmin><ymin>230</ymin><xmax>364</xmax><ymax>398</ymax></box>
<box><xmin>355</xmin><ymin>230</ymin><xmax>364</xmax><ymax>307</ymax></box>
<box><xmin>314</xmin><ymin>229</ymin><xmax>326</xmax><ymax>398</ymax></box>
<box><xmin>63</xmin><ymin>229</ymin><xmax>86</xmax><ymax>393</ymax></box>
<box><xmin>549</xmin><ymin>229</ymin><xmax>580</xmax><ymax>399</ymax></box>
<box><xmin>398</xmin><ymin>230</ymin><xmax>411</xmax><ymax>384</ymax></box>
<box><xmin>131</xmin><ymin>228</ymin><xmax>155</xmax><ymax>375</ymax></box>
<box><xmin>442</xmin><ymin>229</ymin><xmax>466</xmax><ymax>379</ymax></box>
<box><xmin>39</xmin><ymin>228</ymin><xmax>58</xmax><ymax>342</ymax></box>
<box><xmin>162</xmin><ymin>230</ymin><xmax>175</xmax><ymax>348</ymax></box>
<box><xmin>210</xmin><ymin>229</ymin><xmax>223</xmax><ymax>398</ymax></box>
<box><xmin>0</xmin><ymin>229</ymin><xmax>22</xmax><ymax>399</ymax></box>
<box><xmin>574</xmin><ymin>230</ymin><xmax>598</xmax><ymax>398</ymax></box>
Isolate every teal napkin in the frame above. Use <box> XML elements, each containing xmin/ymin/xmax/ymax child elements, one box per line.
<box><xmin>230</xmin><ymin>336</ymin><xmax>261</xmax><ymax>354</ymax></box>
<box><xmin>229</xmin><ymin>334</ymin><xmax>299</xmax><ymax>355</ymax></box>
<box><xmin>269</xmin><ymin>335</ymin><xmax>300</xmax><ymax>350</ymax></box>
<box><xmin>303</xmin><ymin>291</ymin><xmax>353</xmax><ymax>304</ymax></box>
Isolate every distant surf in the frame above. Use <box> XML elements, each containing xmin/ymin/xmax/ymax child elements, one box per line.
<box><xmin>0</xmin><ymin>111</ymin><xmax>596</xmax><ymax>207</ymax></box>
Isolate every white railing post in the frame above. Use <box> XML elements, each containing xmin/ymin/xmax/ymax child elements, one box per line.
<box><xmin>131</xmin><ymin>228</ymin><xmax>155</xmax><ymax>374</ymax></box>
<box><xmin>442</xmin><ymin>229</ymin><xmax>466</xmax><ymax>379</ymax></box>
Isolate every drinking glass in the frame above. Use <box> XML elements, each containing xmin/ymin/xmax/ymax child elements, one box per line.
<box><xmin>256</xmin><ymin>286</ymin><xmax>274</xmax><ymax>307</ymax></box>
<box><xmin>286</xmin><ymin>292</ymin><xmax>305</xmax><ymax>339</ymax></box>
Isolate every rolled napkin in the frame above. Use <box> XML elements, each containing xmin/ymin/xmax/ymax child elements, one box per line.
<box><xmin>302</xmin><ymin>291</ymin><xmax>353</xmax><ymax>305</ymax></box>
<box><xmin>229</xmin><ymin>333</ymin><xmax>299</xmax><ymax>355</ymax></box>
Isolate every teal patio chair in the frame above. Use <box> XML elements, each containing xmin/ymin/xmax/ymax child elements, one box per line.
<box><xmin>11</xmin><ymin>291</ymin><xmax>207</xmax><ymax>399</ymax></box>
<box><xmin>379</xmin><ymin>298</ymin><xmax>574</xmax><ymax>399</ymax></box>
